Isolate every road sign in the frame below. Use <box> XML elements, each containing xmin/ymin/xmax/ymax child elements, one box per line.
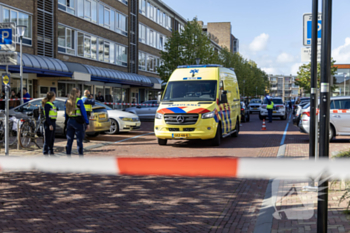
<box><xmin>0</xmin><ymin>51</ymin><xmax>17</xmax><ymax>65</ymax></box>
<box><xmin>301</xmin><ymin>47</ymin><xmax>321</xmax><ymax>63</ymax></box>
<box><xmin>0</xmin><ymin>23</ymin><xmax>16</xmax><ymax>51</ymax></box>
<box><xmin>303</xmin><ymin>13</ymin><xmax>322</xmax><ymax>46</ymax></box>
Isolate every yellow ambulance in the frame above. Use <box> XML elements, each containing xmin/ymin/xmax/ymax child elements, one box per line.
<box><xmin>154</xmin><ymin>64</ymin><xmax>241</xmax><ymax>146</ymax></box>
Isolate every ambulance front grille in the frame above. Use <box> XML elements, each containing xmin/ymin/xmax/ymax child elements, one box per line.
<box><xmin>164</xmin><ymin>114</ymin><xmax>199</xmax><ymax>125</ymax></box>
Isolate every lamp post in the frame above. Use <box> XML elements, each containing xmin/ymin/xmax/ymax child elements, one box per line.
<box><xmin>195</xmin><ymin>58</ymin><xmax>201</xmax><ymax>65</ymax></box>
<box><xmin>17</xmin><ymin>25</ymin><xmax>27</xmax><ymax>105</ymax></box>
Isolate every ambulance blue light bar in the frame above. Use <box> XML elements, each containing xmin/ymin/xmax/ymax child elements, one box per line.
<box><xmin>177</xmin><ymin>64</ymin><xmax>223</xmax><ymax>68</ymax></box>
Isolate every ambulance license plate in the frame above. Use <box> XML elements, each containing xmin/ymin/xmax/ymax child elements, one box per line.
<box><xmin>173</xmin><ymin>133</ymin><xmax>189</xmax><ymax>138</ymax></box>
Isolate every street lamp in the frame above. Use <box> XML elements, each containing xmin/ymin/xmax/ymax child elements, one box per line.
<box><xmin>195</xmin><ymin>58</ymin><xmax>201</xmax><ymax>65</ymax></box>
<box><xmin>17</xmin><ymin>25</ymin><xmax>27</xmax><ymax>105</ymax></box>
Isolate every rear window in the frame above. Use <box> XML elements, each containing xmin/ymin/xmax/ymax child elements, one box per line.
<box><xmin>250</xmin><ymin>99</ymin><xmax>261</xmax><ymax>104</ymax></box>
<box><xmin>93</xmin><ymin>108</ymin><xmax>107</xmax><ymax>113</ymax></box>
<box><xmin>263</xmin><ymin>98</ymin><xmax>283</xmax><ymax>104</ymax></box>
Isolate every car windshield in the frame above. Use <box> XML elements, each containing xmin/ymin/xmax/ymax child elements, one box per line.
<box><xmin>250</xmin><ymin>99</ymin><xmax>261</xmax><ymax>104</ymax></box>
<box><xmin>163</xmin><ymin>80</ymin><xmax>217</xmax><ymax>102</ymax></box>
<box><xmin>263</xmin><ymin>98</ymin><xmax>283</xmax><ymax>104</ymax></box>
<box><xmin>95</xmin><ymin>101</ymin><xmax>112</xmax><ymax>110</ymax></box>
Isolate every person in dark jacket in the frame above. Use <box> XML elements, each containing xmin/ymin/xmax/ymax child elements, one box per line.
<box><xmin>0</xmin><ymin>91</ymin><xmax>5</xmax><ymax>110</ymax></box>
<box><xmin>65</xmin><ymin>88</ymin><xmax>89</xmax><ymax>156</ymax></box>
<box><xmin>23</xmin><ymin>88</ymin><xmax>31</xmax><ymax>103</ymax></box>
<box><xmin>9</xmin><ymin>91</ymin><xmax>19</xmax><ymax>109</ymax></box>
<box><xmin>42</xmin><ymin>91</ymin><xmax>57</xmax><ymax>156</ymax></box>
<box><xmin>96</xmin><ymin>92</ymin><xmax>104</xmax><ymax>102</ymax></box>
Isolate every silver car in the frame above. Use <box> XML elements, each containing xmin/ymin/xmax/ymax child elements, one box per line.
<box><xmin>300</xmin><ymin>96</ymin><xmax>350</xmax><ymax>140</ymax></box>
<box><xmin>124</xmin><ymin>100</ymin><xmax>158</xmax><ymax>120</ymax></box>
<box><xmin>248</xmin><ymin>99</ymin><xmax>262</xmax><ymax>113</ymax></box>
<box><xmin>259</xmin><ymin>97</ymin><xmax>287</xmax><ymax>120</ymax></box>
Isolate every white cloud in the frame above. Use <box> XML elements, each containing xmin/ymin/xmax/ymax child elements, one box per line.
<box><xmin>290</xmin><ymin>63</ymin><xmax>303</xmax><ymax>76</ymax></box>
<box><xmin>249</xmin><ymin>33</ymin><xmax>269</xmax><ymax>52</ymax></box>
<box><xmin>332</xmin><ymin>38</ymin><xmax>350</xmax><ymax>63</ymax></box>
<box><xmin>276</xmin><ymin>53</ymin><xmax>295</xmax><ymax>63</ymax></box>
<box><xmin>261</xmin><ymin>67</ymin><xmax>278</xmax><ymax>75</ymax></box>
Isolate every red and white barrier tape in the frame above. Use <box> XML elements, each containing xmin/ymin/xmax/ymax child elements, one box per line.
<box><xmin>331</xmin><ymin>109</ymin><xmax>350</xmax><ymax>113</ymax></box>
<box><xmin>0</xmin><ymin>98</ymin><xmax>33</xmax><ymax>101</ymax></box>
<box><xmin>0</xmin><ymin>157</ymin><xmax>349</xmax><ymax>179</ymax></box>
<box><xmin>104</xmin><ymin>102</ymin><xmax>159</xmax><ymax>107</ymax></box>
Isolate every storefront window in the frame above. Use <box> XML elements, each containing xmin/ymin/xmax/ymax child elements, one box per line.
<box><xmin>67</xmin><ymin>84</ymin><xmax>76</xmax><ymax>96</ymax></box>
<box><xmin>95</xmin><ymin>85</ymin><xmax>104</xmax><ymax>99</ymax></box>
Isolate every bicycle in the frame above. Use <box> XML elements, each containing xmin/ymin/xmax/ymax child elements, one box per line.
<box><xmin>19</xmin><ymin>107</ymin><xmax>45</xmax><ymax>148</ymax></box>
<box><xmin>0</xmin><ymin>110</ymin><xmax>20</xmax><ymax>146</ymax></box>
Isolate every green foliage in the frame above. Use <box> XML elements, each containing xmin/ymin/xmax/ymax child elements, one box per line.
<box><xmin>158</xmin><ymin>18</ymin><xmax>268</xmax><ymax>96</ymax></box>
<box><xmin>295</xmin><ymin>59</ymin><xmax>338</xmax><ymax>94</ymax></box>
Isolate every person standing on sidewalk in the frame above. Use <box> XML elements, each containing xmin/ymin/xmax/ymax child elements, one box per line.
<box><xmin>81</xmin><ymin>90</ymin><xmax>95</xmax><ymax>143</ymax></box>
<box><xmin>23</xmin><ymin>88</ymin><xmax>31</xmax><ymax>103</ymax></box>
<box><xmin>265</xmin><ymin>94</ymin><xmax>274</xmax><ymax>123</ymax></box>
<box><xmin>65</xmin><ymin>88</ymin><xmax>89</xmax><ymax>157</ymax></box>
<box><xmin>42</xmin><ymin>92</ymin><xmax>57</xmax><ymax>156</ymax></box>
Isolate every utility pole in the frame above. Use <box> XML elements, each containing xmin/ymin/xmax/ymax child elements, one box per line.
<box><xmin>309</xmin><ymin>0</ymin><xmax>318</xmax><ymax>161</ymax></box>
<box><xmin>318</xmin><ymin>0</ymin><xmax>332</xmax><ymax>232</ymax></box>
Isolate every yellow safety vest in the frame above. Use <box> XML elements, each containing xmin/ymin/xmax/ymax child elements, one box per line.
<box><xmin>83</xmin><ymin>96</ymin><xmax>92</xmax><ymax>112</ymax></box>
<box><xmin>43</xmin><ymin>102</ymin><xmax>57</xmax><ymax>119</ymax></box>
<box><xmin>267</xmin><ymin>101</ymin><xmax>274</xmax><ymax>110</ymax></box>
<box><xmin>67</xmin><ymin>98</ymin><xmax>82</xmax><ymax>117</ymax></box>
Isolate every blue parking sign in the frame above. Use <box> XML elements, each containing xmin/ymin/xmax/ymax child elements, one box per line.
<box><xmin>0</xmin><ymin>29</ymin><xmax>12</xmax><ymax>44</ymax></box>
<box><xmin>303</xmin><ymin>13</ymin><xmax>322</xmax><ymax>46</ymax></box>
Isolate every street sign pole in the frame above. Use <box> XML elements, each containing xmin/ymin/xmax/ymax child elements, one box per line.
<box><xmin>3</xmin><ymin>71</ymin><xmax>10</xmax><ymax>156</ymax></box>
<box><xmin>318</xmin><ymin>0</ymin><xmax>332</xmax><ymax>232</ymax></box>
<box><xmin>309</xmin><ymin>0</ymin><xmax>318</xmax><ymax>161</ymax></box>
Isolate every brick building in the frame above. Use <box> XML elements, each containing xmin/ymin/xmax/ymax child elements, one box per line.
<box><xmin>0</xmin><ymin>0</ymin><xmax>186</xmax><ymax>107</ymax></box>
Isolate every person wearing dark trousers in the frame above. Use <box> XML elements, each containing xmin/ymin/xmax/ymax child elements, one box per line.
<box><xmin>42</xmin><ymin>92</ymin><xmax>57</xmax><ymax>156</ymax></box>
<box><xmin>65</xmin><ymin>88</ymin><xmax>89</xmax><ymax>157</ymax></box>
<box><xmin>81</xmin><ymin>90</ymin><xmax>95</xmax><ymax>143</ymax></box>
<box><xmin>96</xmin><ymin>92</ymin><xmax>104</xmax><ymax>102</ymax></box>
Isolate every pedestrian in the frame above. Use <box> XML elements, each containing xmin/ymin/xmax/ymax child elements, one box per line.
<box><xmin>265</xmin><ymin>93</ymin><xmax>274</xmax><ymax>123</ymax></box>
<box><xmin>23</xmin><ymin>88</ymin><xmax>31</xmax><ymax>103</ymax></box>
<box><xmin>65</xmin><ymin>88</ymin><xmax>89</xmax><ymax>157</ymax></box>
<box><xmin>42</xmin><ymin>91</ymin><xmax>57</xmax><ymax>156</ymax></box>
<box><xmin>81</xmin><ymin>90</ymin><xmax>95</xmax><ymax>143</ymax></box>
<box><xmin>96</xmin><ymin>91</ymin><xmax>104</xmax><ymax>102</ymax></box>
<box><xmin>9</xmin><ymin>90</ymin><xmax>19</xmax><ymax>109</ymax></box>
<box><xmin>0</xmin><ymin>91</ymin><xmax>5</xmax><ymax>110</ymax></box>
<box><xmin>289</xmin><ymin>99</ymin><xmax>292</xmax><ymax>111</ymax></box>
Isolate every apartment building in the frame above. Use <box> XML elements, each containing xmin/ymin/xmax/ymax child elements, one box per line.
<box><xmin>268</xmin><ymin>75</ymin><xmax>300</xmax><ymax>101</ymax></box>
<box><xmin>0</xmin><ymin>0</ymin><xmax>186</xmax><ymax>106</ymax></box>
<box><xmin>199</xmin><ymin>21</ymin><xmax>239</xmax><ymax>53</ymax></box>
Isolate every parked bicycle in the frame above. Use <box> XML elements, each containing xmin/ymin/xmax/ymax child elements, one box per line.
<box><xmin>19</xmin><ymin>107</ymin><xmax>45</xmax><ymax>148</ymax></box>
<box><xmin>0</xmin><ymin>110</ymin><xmax>20</xmax><ymax>146</ymax></box>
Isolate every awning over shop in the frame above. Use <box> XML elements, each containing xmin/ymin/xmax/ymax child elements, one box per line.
<box><xmin>147</xmin><ymin>76</ymin><xmax>163</xmax><ymax>89</ymax></box>
<box><xmin>82</xmin><ymin>64</ymin><xmax>153</xmax><ymax>87</ymax></box>
<box><xmin>1</xmin><ymin>53</ymin><xmax>71</xmax><ymax>77</ymax></box>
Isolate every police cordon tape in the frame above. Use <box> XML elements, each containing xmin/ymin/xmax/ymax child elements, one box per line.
<box><xmin>0</xmin><ymin>98</ymin><xmax>33</xmax><ymax>101</ymax></box>
<box><xmin>0</xmin><ymin>157</ymin><xmax>349</xmax><ymax>180</ymax></box>
<box><xmin>103</xmin><ymin>102</ymin><xmax>159</xmax><ymax>106</ymax></box>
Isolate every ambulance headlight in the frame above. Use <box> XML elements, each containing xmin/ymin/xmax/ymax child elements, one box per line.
<box><xmin>202</xmin><ymin>111</ymin><xmax>215</xmax><ymax>119</ymax></box>
<box><xmin>155</xmin><ymin>113</ymin><xmax>163</xmax><ymax>119</ymax></box>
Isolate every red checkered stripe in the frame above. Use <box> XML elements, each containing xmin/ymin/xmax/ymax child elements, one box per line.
<box><xmin>0</xmin><ymin>98</ymin><xmax>32</xmax><ymax>101</ymax></box>
<box><xmin>104</xmin><ymin>102</ymin><xmax>159</xmax><ymax>106</ymax></box>
<box><xmin>331</xmin><ymin>109</ymin><xmax>350</xmax><ymax>113</ymax></box>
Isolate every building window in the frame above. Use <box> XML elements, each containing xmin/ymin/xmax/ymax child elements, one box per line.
<box><xmin>77</xmin><ymin>0</ymin><xmax>84</xmax><ymax>17</ymax></box>
<box><xmin>116</xmin><ymin>13</ymin><xmax>127</xmax><ymax>36</ymax></box>
<box><xmin>116</xmin><ymin>45</ymin><xmax>128</xmax><ymax>66</ymax></box>
<box><xmin>91</xmin><ymin>37</ymin><xmax>97</xmax><ymax>59</ymax></box>
<box><xmin>91</xmin><ymin>0</ymin><xmax>97</xmax><ymax>23</ymax></box>
<box><xmin>110</xmin><ymin>43</ymin><xmax>115</xmax><ymax>64</ymax></box>
<box><xmin>58</xmin><ymin>25</ymin><xmax>75</xmax><ymax>55</ymax></box>
<box><xmin>139</xmin><ymin>51</ymin><xmax>160</xmax><ymax>73</ymax></box>
<box><xmin>2</xmin><ymin>7</ymin><xmax>32</xmax><ymax>45</ymax></box>
<box><xmin>139</xmin><ymin>0</ymin><xmax>146</xmax><ymax>15</ymax></box>
<box><xmin>104</xmin><ymin>41</ymin><xmax>110</xmax><ymax>63</ymax></box>
<box><xmin>104</xmin><ymin>7</ymin><xmax>110</xmax><ymax>29</ymax></box>
<box><xmin>139</xmin><ymin>24</ymin><xmax>146</xmax><ymax>43</ymax></box>
<box><xmin>138</xmin><ymin>52</ymin><xmax>146</xmax><ymax>71</ymax></box>
<box><xmin>84</xmin><ymin>0</ymin><xmax>91</xmax><ymax>20</ymax></box>
<box><xmin>98</xmin><ymin>3</ymin><xmax>104</xmax><ymax>26</ymax></box>
<box><xmin>58</xmin><ymin>0</ymin><xmax>75</xmax><ymax>14</ymax></box>
<box><xmin>84</xmin><ymin>36</ymin><xmax>91</xmax><ymax>58</ymax></box>
<box><xmin>99</xmin><ymin>39</ymin><xmax>104</xmax><ymax>61</ymax></box>
<box><xmin>119</xmin><ymin>0</ymin><xmax>128</xmax><ymax>5</ymax></box>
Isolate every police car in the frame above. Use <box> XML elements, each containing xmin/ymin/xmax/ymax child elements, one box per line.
<box><xmin>259</xmin><ymin>97</ymin><xmax>287</xmax><ymax>120</ymax></box>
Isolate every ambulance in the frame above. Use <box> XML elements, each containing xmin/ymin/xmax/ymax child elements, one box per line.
<box><xmin>154</xmin><ymin>64</ymin><xmax>241</xmax><ymax>146</ymax></box>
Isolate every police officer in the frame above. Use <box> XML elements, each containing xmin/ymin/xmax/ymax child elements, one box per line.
<box><xmin>81</xmin><ymin>90</ymin><xmax>95</xmax><ymax>143</ymax></box>
<box><xmin>42</xmin><ymin>91</ymin><xmax>57</xmax><ymax>156</ymax></box>
<box><xmin>65</xmin><ymin>88</ymin><xmax>89</xmax><ymax>157</ymax></box>
<box><xmin>265</xmin><ymin>93</ymin><xmax>274</xmax><ymax>123</ymax></box>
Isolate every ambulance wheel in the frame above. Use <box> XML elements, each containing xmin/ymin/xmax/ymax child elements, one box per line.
<box><xmin>211</xmin><ymin>125</ymin><xmax>221</xmax><ymax>146</ymax></box>
<box><xmin>232</xmin><ymin>119</ymin><xmax>240</xmax><ymax>137</ymax></box>
<box><xmin>158</xmin><ymin>138</ymin><xmax>167</xmax><ymax>146</ymax></box>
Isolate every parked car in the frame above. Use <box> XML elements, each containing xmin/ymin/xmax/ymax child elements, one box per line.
<box><xmin>248</xmin><ymin>99</ymin><xmax>262</xmax><ymax>113</ymax></box>
<box><xmin>95</xmin><ymin>101</ymin><xmax>141</xmax><ymax>134</ymax></box>
<box><xmin>259</xmin><ymin>97</ymin><xmax>287</xmax><ymax>120</ymax></box>
<box><xmin>124</xmin><ymin>100</ymin><xmax>158</xmax><ymax>120</ymax></box>
<box><xmin>299</xmin><ymin>96</ymin><xmax>350</xmax><ymax>140</ymax></box>
<box><xmin>9</xmin><ymin>98</ymin><xmax>110</xmax><ymax>137</ymax></box>
<box><xmin>241</xmin><ymin>102</ymin><xmax>250</xmax><ymax>122</ymax></box>
<box><xmin>293</xmin><ymin>101</ymin><xmax>310</xmax><ymax>126</ymax></box>
<box><xmin>294</xmin><ymin>97</ymin><xmax>310</xmax><ymax>111</ymax></box>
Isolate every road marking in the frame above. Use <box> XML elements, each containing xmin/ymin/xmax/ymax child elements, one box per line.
<box><xmin>114</xmin><ymin>132</ymin><xmax>154</xmax><ymax>144</ymax></box>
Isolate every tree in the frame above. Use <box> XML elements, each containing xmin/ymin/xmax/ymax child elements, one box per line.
<box><xmin>295</xmin><ymin>59</ymin><xmax>338</xmax><ymax>93</ymax></box>
<box><xmin>158</xmin><ymin>18</ymin><xmax>219</xmax><ymax>82</ymax></box>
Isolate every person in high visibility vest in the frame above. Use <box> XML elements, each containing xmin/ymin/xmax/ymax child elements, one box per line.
<box><xmin>65</xmin><ymin>88</ymin><xmax>90</xmax><ymax>156</ymax></box>
<box><xmin>265</xmin><ymin>94</ymin><xmax>274</xmax><ymax>123</ymax></box>
<box><xmin>42</xmin><ymin>91</ymin><xmax>57</xmax><ymax>156</ymax></box>
<box><xmin>81</xmin><ymin>90</ymin><xmax>95</xmax><ymax>143</ymax></box>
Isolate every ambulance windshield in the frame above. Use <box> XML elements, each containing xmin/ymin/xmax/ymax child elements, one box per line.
<box><xmin>163</xmin><ymin>81</ymin><xmax>217</xmax><ymax>102</ymax></box>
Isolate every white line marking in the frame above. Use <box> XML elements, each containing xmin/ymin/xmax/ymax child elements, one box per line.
<box><xmin>114</xmin><ymin>132</ymin><xmax>154</xmax><ymax>144</ymax></box>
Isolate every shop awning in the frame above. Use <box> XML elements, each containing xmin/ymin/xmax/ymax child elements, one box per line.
<box><xmin>1</xmin><ymin>53</ymin><xmax>71</xmax><ymax>77</ymax></box>
<box><xmin>82</xmin><ymin>64</ymin><xmax>153</xmax><ymax>87</ymax></box>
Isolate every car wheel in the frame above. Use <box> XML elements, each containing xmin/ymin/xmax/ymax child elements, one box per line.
<box><xmin>329</xmin><ymin>125</ymin><xmax>335</xmax><ymax>141</ymax></box>
<box><xmin>106</xmin><ymin>119</ymin><xmax>119</xmax><ymax>135</ymax></box>
<box><xmin>211</xmin><ymin>124</ymin><xmax>221</xmax><ymax>146</ymax></box>
<box><xmin>158</xmin><ymin>138</ymin><xmax>167</xmax><ymax>146</ymax></box>
<box><xmin>232</xmin><ymin>118</ymin><xmax>240</xmax><ymax>137</ymax></box>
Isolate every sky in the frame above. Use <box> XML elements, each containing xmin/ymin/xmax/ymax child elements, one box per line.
<box><xmin>166</xmin><ymin>0</ymin><xmax>350</xmax><ymax>76</ymax></box>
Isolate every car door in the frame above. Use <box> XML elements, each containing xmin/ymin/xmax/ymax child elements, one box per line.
<box><xmin>331</xmin><ymin>99</ymin><xmax>350</xmax><ymax>134</ymax></box>
<box><xmin>52</xmin><ymin>100</ymin><xmax>66</xmax><ymax>134</ymax></box>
